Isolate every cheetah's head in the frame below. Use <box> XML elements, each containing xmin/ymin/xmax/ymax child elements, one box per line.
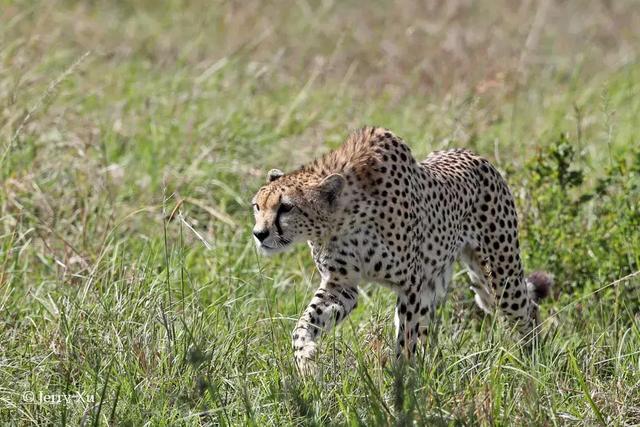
<box><xmin>251</xmin><ymin>169</ymin><xmax>345</xmax><ymax>255</ymax></box>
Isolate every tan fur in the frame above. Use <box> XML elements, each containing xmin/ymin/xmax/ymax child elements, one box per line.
<box><xmin>301</xmin><ymin>127</ymin><xmax>384</xmax><ymax>186</ymax></box>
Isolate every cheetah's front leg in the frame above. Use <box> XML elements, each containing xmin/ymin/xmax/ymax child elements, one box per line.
<box><xmin>292</xmin><ymin>280</ymin><xmax>359</xmax><ymax>375</ymax></box>
<box><xmin>394</xmin><ymin>293</ymin><xmax>423</xmax><ymax>360</ymax></box>
<box><xmin>394</xmin><ymin>280</ymin><xmax>442</xmax><ymax>361</ymax></box>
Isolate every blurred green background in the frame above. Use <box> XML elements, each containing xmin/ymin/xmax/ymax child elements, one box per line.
<box><xmin>1</xmin><ymin>1</ymin><xmax>639</xmax><ymax>425</ymax></box>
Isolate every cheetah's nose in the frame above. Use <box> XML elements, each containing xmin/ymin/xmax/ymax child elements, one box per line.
<box><xmin>253</xmin><ymin>229</ymin><xmax>269</xmax><ymax>242</ymax></box>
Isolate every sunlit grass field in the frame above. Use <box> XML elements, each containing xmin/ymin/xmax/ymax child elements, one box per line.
<box><xmin>1</xmin><ymin>1</ymin><xmax>639</xmax><ymax>425</ymax></box>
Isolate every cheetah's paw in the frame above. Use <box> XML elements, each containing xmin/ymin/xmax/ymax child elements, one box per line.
<box><xmin>295</xmin><ymin>344</ymin><xmax>318</xmax><ymax>376</ymax></box>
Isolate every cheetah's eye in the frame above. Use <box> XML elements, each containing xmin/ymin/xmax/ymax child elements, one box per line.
<box><xmin>252</xmin><ymin>203</ymin><xmax>260</xmax><ymax>212</ymax></box>
<box><xmin>278</xmin><ymin>203</ymin><xmax>294</xmax><ymax>214</ymax></box>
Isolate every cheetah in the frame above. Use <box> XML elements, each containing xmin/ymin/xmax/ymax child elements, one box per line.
<box><xmin>251</xmin><ymin>127</ymin><xmax>551</xmax><ymax>373</ymax></box>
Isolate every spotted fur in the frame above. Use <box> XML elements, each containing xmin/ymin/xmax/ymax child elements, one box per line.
<box><xmin>251</xmin><ymin>127</ymin><xmax>550</xmax><ymax>373</ymax></box>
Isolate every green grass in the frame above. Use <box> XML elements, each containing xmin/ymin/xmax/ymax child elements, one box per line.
<box><xmin>1</xmin><ymin>1</ymin><xmax>639</xmax><ymax>425</ymax></box>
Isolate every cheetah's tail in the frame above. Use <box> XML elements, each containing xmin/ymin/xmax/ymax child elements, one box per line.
<box><xmin>526</xmin><ymin>271</ymin><xmax>553</xmax><ymax>302</ymax></box>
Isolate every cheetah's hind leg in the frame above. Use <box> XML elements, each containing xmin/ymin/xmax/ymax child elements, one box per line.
<box><xmin>460</xmin><ymin>244</ymin><xmax>495</xmax><ymax>315</ymax></box>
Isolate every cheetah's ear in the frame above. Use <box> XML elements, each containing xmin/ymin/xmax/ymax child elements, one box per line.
<box><xmin>267</xmin><ymin>169</ymin><xmax>284</xmax><ymax>183</ymax></box>
<box><xmin>316</xmin><ymin>174</ymin><xmax>345</xmax><ymax>205</ymax></box>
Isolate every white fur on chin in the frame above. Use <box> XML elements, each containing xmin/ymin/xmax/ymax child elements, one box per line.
<box><xmin>257</xmin><ymin>242</ymin><xmax>293</xmax><ymax>255</ymax></box>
